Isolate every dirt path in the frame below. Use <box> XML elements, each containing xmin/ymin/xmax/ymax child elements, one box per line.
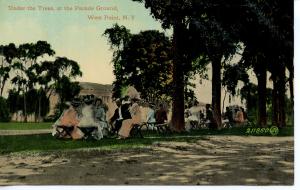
<box><xmin>0</xmin><ymin>136</ymin><xmax>293</xmax><ymax>185</ymax></box>
<box><xmin>0</xmin><ymin>129</ymin><xmax>52</xmax><ymax>136</ymax></box>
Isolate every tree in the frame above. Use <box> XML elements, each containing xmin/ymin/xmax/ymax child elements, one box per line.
<box><xmin>9</xmin><ymin>41</ymin><xmax>55</xmax><ymax>122</ymax></box>
<box><xmin>237</xmin><ymin>0</ymin><xmax>293</xmax><ymax>127</ymax></box>
<box><xmin>0</xmin><ymin>97</ymin><xmax>10</xmax><ymax>122</ymax></box>
<box><xmin>132</xmin><ymin>0</ymin><xmax>197</xmax><ymax>132</ymax></box>
<box><xmin>104</xmin><ymin>25</ymin><xmax>173</xmax><ymax>102</ymax></box>
<box><xmin>0</xmin><ymin>43</ymin><xmax>17</xmax><ymax>96</ymax></box>
<box><xmin>39</xmin><ymin>57</ymin><xmax>82</xmax><ymax>114</ymax></box>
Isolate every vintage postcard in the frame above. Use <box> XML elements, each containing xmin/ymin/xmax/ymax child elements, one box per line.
<box><xmin>0</xmin><ymin>0</ymin><xmax>295</xmax><ymax>187</ymax></box>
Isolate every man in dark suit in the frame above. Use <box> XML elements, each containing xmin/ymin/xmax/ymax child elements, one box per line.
<box><xmin>109</xmin><ymin>98</ymin><xmax>131</xmax><ymax>134</ymax></box>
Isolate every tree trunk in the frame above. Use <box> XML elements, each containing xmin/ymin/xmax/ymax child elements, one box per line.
<box><xmin>24</xmin><ymin>92</ymin><xmax>27</xmax><ymax>123</ymax></box>
<box><xmin>211</xmin><ymin>56</ymin><xmax>222</xmax><ymax>129</ymax></box>
<box><xmin>38</xmin><ymin>95</ymin><xmax>42</xmax><ymax>123</ymax></box>
<box><xmin>170</xmin><ymin>22</ymin><xmax>185</xmax><ymax>132</ymax></box>
<box><xmin>0</xmin><ymin>81</ymin><xmax>5</xmax><ymax>97</ymax></box>
<box><xmin>222</xmin><ymin>89</ymin><xmax>227</xmax><ymax>114</ymax></box>
<box><xmin>278</xmin><ymin>67</ymin><xmax>286</xmax><ymax>127</ymax></box>
<box><xmin>288</xmin><ymin>71</ymin><xmax>294</xmax><ymax>125</ymax></box>
<box><xmin>272</xmin><ymin>80</ymin><xmax>279</xmax><ymax>126</ymax></box>
<box><xmin>257</xmin><ymin>66</ymin><xmax>267</xmax><ymax>127</ymax></box>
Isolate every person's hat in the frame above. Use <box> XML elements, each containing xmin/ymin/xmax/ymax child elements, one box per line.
<box><xmin>84</xmin><ymin>96</ymin><xmax>94</xmax><ymax>104</ymax></box>
<box><xmin>71</xmin><ymin>98</ymin><xmax>81</xmax><ymax>107</ymax></box>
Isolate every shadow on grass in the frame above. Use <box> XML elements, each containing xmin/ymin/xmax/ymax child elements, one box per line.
<box><xmin>1</xmin><ymin>134</ymin><xmax>294</xmax><ymax>185</ymax></box>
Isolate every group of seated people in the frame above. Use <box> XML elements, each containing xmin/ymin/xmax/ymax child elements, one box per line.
<box><xmin>109</xmin><ymin>97</ymin><xmax>168</xmax><ymax>138</ymax></box>
<box><xmin>183</xmin><ymin>103</ymin><xmax>248</xmax><ymax>130</ymax></box>
<box><xmin>52</xmin><ymin>86</ymin><xmax>169</xmax><ymax>140</ymax></box>
<box><xmin>52</xmin><ymin>95</ymin><xmax>109</xmax><ymax>140</ymax></box>
<box><xmin>223</xmin><ymin>106</ymin><xmax>248</xmax><ymax>125</ymax></box>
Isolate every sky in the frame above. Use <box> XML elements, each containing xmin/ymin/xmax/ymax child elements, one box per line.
<box><xmin>0</xmin><ymin>0</ymin><xmax>289</xmax><ymax>107</ymax></box>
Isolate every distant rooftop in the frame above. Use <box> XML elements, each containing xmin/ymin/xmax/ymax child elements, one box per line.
<box><xmin>79</xmin><ymin>82</ymin><xmax>113</xmax><ymax>93</ymax></box>
<box><xmin>79</xmin><ymin>82</ymin><xmax>113</xmax><ymax>91</ymax></box>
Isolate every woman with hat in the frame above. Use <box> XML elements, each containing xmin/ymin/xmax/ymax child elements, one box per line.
<box><xmin>52</xmin><ymin>100</ymin><xmax>83</xmax><ymax>139</ymax></box>
<box><xmin>118</xmin><ymin>87</ymin><xmax>142</xmax><ymax>139</ymax></box>
<box><xmin>78</xmin><ymin>95</ymin><xmax>103</xmax><ymax>140</ymax></box>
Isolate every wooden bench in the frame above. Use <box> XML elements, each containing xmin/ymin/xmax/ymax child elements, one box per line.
<box><xmin>55</xmin><ymin>125</ymin><xmax>74</xmax><ymax>138</ymax></box>
<box><xmin>142</xmin><ymin>122</ymin><xmax>171</xmax><ymax>135</ymax></box>
<box><xmin>77</xmin><ymin>126</ymin><xmax>98</xmax><ymax>139</ymax></box>
<box><xmin>130</xmin><ymin>124</ymin><xmax>144</xmax><ymax>138</ymax></box>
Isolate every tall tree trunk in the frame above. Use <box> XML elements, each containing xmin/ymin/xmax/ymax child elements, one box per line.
<box><xmin>278</xmin><ymin>66</ymin><xmax>286</xmax><ymax>127</ymax></box>
<box><xmin>0</xmin><ymin>81</ymin><xmax>5</xmax><ymax>97</ymax></box>
<box><xmin>23</xmin><ymin>92</ymin><xmax>27</xmax><ymax>122</ymax></box>
<box><xmin>272</xmin><ymin>79</ymin><xmax>279</xmax><ymax>126</ymax></box>
<box><xmin>38</xmin><ymin>95</ymin><xmax>42</xmax><ymax>123</ymax></box>
<box><xmin>170</xmin><ymin>22</ymin><xmax>185</xmax><ymax>132</ymax></box>
<box><xmin>256</xmin><ymin>66</ymin><xmax>267</xmax><ymax>127</ymax></box>
<box><xmin>222</xmin><ymin>89</ymin><xmax>227</xmax><ymax>114</ymax></box>
<box><xmin>211</xmin><ymin>55</ymin><xmax>222</xmax><ymax>129</ymax></box>
<box><xmin>288</xmin><ymin>71</ymin><xmax>294</xmax><ymax>125</ymax></box>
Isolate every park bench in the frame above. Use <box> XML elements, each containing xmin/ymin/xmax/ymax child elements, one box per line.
<box><xmin>55</xmin><ymin>125</ymin><xmax>74</xmax><ymax>138</ymax></box>
<box><xmin>130</xmin><ymin>124</ymin><xmax>144</xmax><ymax>138</ymax></box>
<box><xmin>141</xmin><ymin>122</ymin><xmax>171</xmax><ymax>135</ymax></box>
<box><xmin>77</xmin><ymin>126</ymin><xmax>98</xmax><ymax>139</ymax></box>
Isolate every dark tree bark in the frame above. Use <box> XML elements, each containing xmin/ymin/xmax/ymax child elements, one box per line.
<box><xmin>257</xmin><ymin>65</ymin><xmax>267</xmax><ymax>127</ymax></box>
<box><xmin>23</xmin><ymin>92</ymin><xmax>27</xmax><ymax>123</ymax></box>
<box><xmin>211</xmin><ymin>55</ymin><xmax>222</xmax><ymax>129</ymax></box>
<box><xmin>272</xmin><ymin>79</ymin><xmax>279</xmax><ymax>126</ymax></box>
<box><xmin>170</xmin><ymin>22</ymin><xmax>185</xmax><ymax>132</ymax></box>
<box><xmin>278</xmin><ymin>66</ymin><xmax>286</xmax><ymax>127</ymax></box>
<box><xmin>272</xmin><ymin>80</ymin><xmax>279</xmax><ymax>126</ymax></box>
<box><xmin>288</xmin><ymin>70</ymin><xmax>294</xmax><ymax>124</ymax></box>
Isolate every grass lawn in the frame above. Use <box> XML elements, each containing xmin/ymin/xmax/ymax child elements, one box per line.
<box><xmin>0</xmin><ymin>134</ymin><xmax>206</xmax><ymax>155</ymax></box>
<box><xmin>0</xmin><ymin>126</ymin><xmax>293</xmax><ymax>155</ymax></box>
<box><xmin>0</xmin><ymin>122</ymin><xmax>52</xmax><ymax>130</ymax></box>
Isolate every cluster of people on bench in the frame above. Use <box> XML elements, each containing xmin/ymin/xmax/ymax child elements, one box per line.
<box><xmin>184</xmin><ymin>103</ymin><xmax>248</xmax><ymax>130</ymax></box>
<box><xmin>223</xmin><ymin>106</ymin><xmax>248</xmax><ymax>124</ymax></box>
<box><xmin>52</xmin><ymin>86</ymin><xmax>169</xmax><ymax>140</ymax></box>
<box><xmin>109</xmin><ymin>97</ymin><xmax>168</xmax><ymax>139</ymax></box>
<box><xmin>52</xmin><ymin>95</ymin><xmax>109</xmax><ymax>140</ymax></box>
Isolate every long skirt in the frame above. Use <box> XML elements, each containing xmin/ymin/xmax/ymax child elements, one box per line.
<box><xmin>118</xmin><ymin>116</ymin><xmax>141</xmax><ymax>138</ymax></box>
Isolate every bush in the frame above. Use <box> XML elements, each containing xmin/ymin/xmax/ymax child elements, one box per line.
<box><xmin>0</xmin><ymin>97</ymin><xmax>11</xmax><ymax>122</ymax></box>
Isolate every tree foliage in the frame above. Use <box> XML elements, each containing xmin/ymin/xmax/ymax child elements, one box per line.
<box><xmin>104</xmin><ymin>25</ymin><xmax>173</xmax><ymax>102</ymax></box>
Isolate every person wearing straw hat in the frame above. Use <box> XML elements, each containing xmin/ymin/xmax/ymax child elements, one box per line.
<box><xmin>118</xmin><ymin>87</ymin><xmax>142</xmax><ymax>139</ymax></box>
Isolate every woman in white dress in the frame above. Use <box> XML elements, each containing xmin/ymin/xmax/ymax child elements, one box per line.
<box><xmin>185</xmin><ymin>104</ymin><xmax>200</xmax><ymax>132</ymax></box>
<box><xmin>94</xmin><ymin>98</ymin><xmax>109</xmax><ymax>137</ymax></box>
<box><xmin>79</xmin><ymin>97</ymin><xmax>103</xmax><ymax>140</ymax></box>
<box><xmin>146</xmin><ymin>104</ymin><xmax>156</xmax><ymax>130</ymax></box>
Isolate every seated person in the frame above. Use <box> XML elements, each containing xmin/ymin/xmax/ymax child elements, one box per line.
<box><xmin>155</xmin><ymin>104</ymin><xmax>168</xmax><ymax>124</ymax></box>
<box><xmin>224</xmin><ymin>106</ymin><xmax>234</xmax><ymax>123</ymax></box>
<box><xmin>234</xmin><ymin>108</ymin><xmax>245</xmax><ymax>124</ymax></box>
<box><xmin>52</xmin><ymin>100</ymin><xmax>83</xmax><ymax>139</ymax></box>
<box><xmin>79</xmin><ymin>96</ymin><xmax>103</xmax><ymax>140</ymax></box>
<box><xmin>146</xmin><ymin>103</ymin><xmax>156</xmax><ymax>130</ymax></box>
<box><xmin>118</xmin><ymin>98</ymin><xmax>141</xmax><ymax>139</ymax></box>
<box><xmin>205</xmin><ymin>104</ymin><xmax>217</xmax><ymax>129</ymax></box>
<box><xmin>94</xmin><ymin>98</ymin><xmax>109</xmax><ymax>137</ymax></box>
<box><xmin>185</xmin><ymin>103</ymin><xmax>200</xmax><ymax>132</ymax></box>
<box><xmin>109</xmin><ymin>98</ymin><xmax>131</xmax><ymax>134</ymax></box>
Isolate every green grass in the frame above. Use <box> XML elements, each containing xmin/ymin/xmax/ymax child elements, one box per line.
<box><xmin>0</xmin><ymin>122</ymin><xmax>293</xmax><ymax>155</ymax></box>
<box><xmin>0</xmin><ymin>134</ymin><xmax>207</xmax><ymax>155</ymax></box>
<box><xmin>0</xmin><ymin>122</ymin><xmax>52</xmax><ymax>130</ymax></box>
<box><xmin>0</xmin><ymin>126</ymin><xmax>293</xmax><ymax>155</ymax></box>
<box><xmin>143</xmin><ymin>126</ymin><xmax>293</xmax><ymax>137</ymax></box>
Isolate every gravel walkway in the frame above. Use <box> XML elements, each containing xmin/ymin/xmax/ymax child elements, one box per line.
<box><xmin>0</xmin><ymin>129</ymin><xmax>52</xmax><ymax>136</ymax></box>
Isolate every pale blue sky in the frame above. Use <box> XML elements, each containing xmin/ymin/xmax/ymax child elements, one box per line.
<box><xmin>0</xmin><ymin>0</ymin><xmax>165</xmax><ymax>85</ymax></box>
<box><xmin>2</xmin><ymin>0</ymin><xmax>294</xmax><ymax>107</ymax></box>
